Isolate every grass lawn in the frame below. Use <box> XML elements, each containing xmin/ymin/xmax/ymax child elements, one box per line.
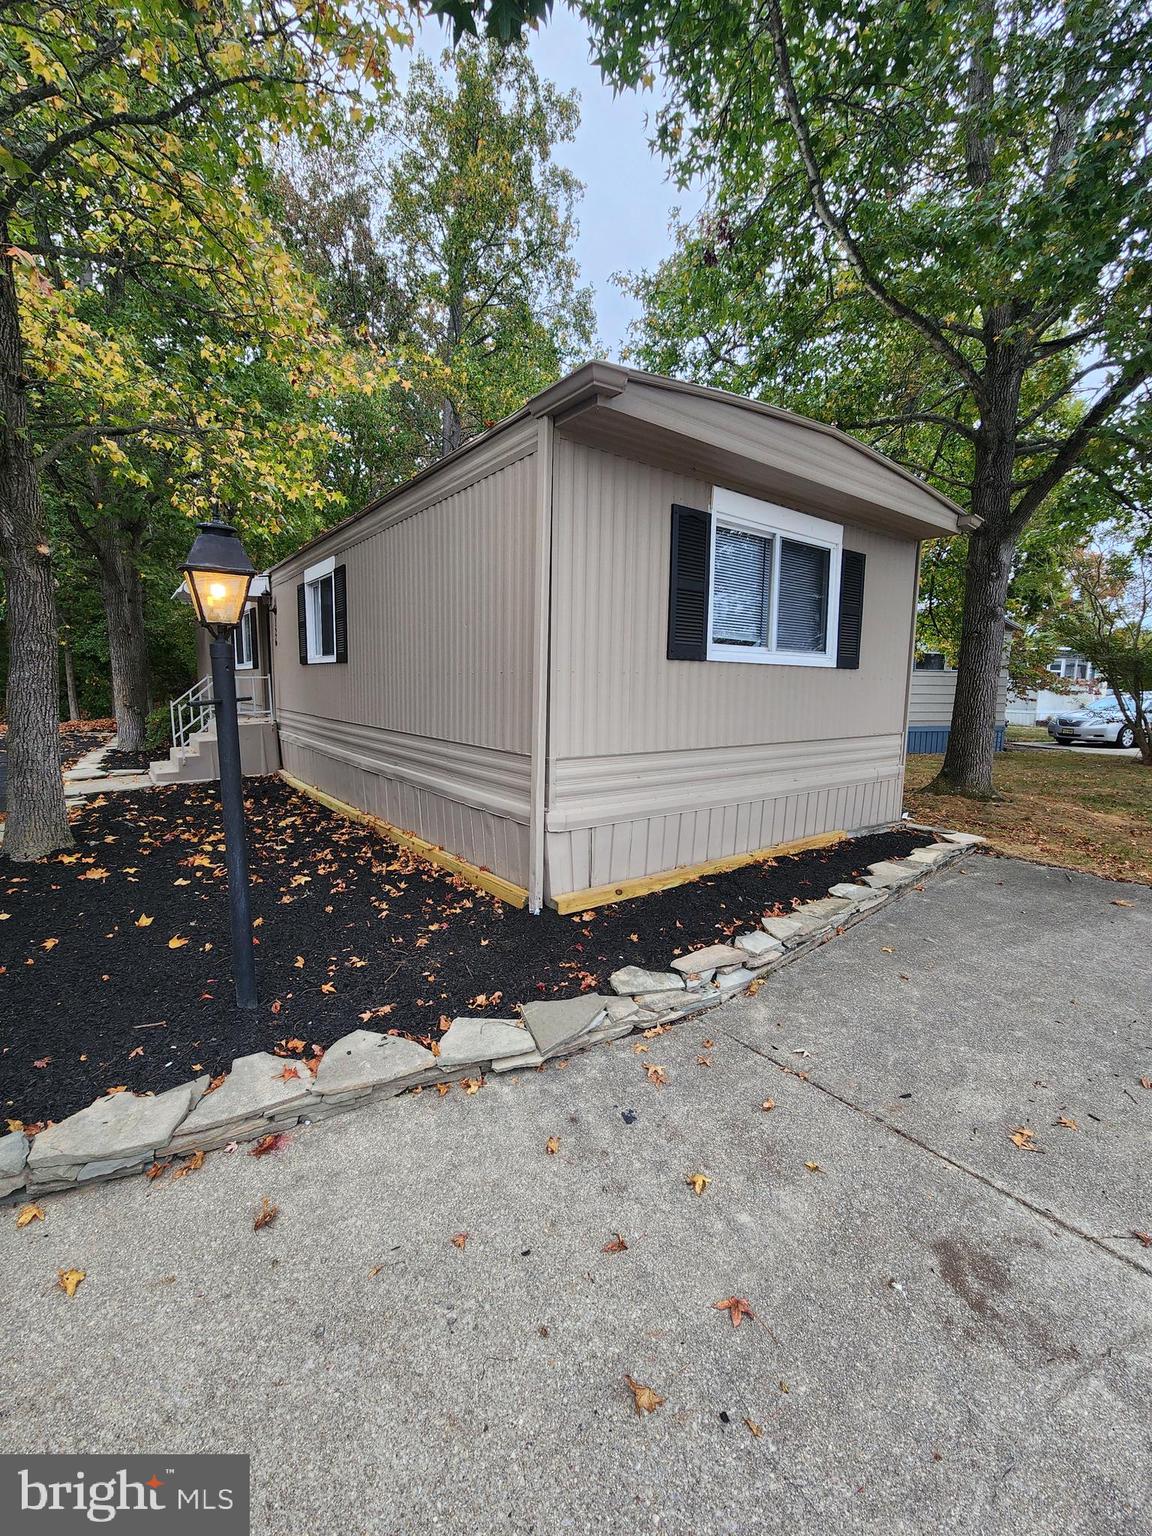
<box><xmin>905</xmin><ymin>749</ymin><xmax>1152</xmax><ymax>884</ymax></box>
<box><xmin>1005</xmin><ymin>723</ymin><xmax>1050</xmax><ymax>742</ymax></box>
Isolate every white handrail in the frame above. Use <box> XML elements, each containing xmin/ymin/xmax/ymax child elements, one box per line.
<box><xmin>168</xmin><ymin>673</ymin><xmax>273</xmax><ymax>750</ymax></box>
<box><xmin>170</xmin><ymin>675</ymin><xmax>214</xmax><ymax>750</ymax></box>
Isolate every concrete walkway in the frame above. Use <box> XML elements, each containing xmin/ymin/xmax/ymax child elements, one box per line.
<box><xmin>1</xmin><ymin>856</ymin><xmax>1148</xmax><ymax>1535</ymax></box>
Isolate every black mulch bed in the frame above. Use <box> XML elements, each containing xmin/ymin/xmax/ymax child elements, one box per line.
<box><xmin>1</xmin><ymin>777</ymin><xmax>932</xmax><ymax>1126</ymax></box>
<box><xmin>101</xmin><ymin>747</ymin><xmax>158</xmax><ymax>774</ymax></box>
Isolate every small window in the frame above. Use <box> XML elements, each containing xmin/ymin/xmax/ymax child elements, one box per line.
<box><xmin>233</xmin><ymin>608</ymin><xmax>256</xmax><ymax>671</ymax></box>
<box><xmin>305</xmin><ymin>564</ymin><xmax>336</xmax><ymax>663</ymax></box>
<box><xmin>706</xmin><ymin>489</ymin><xmax>841</xmax><ymax>667</ymax></box>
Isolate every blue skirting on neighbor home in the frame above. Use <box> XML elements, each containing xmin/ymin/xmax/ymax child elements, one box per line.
<box><xmin>907</xmin><ymin>724</ymin><xmax>1006</xmax><ymax>754</ymax></box>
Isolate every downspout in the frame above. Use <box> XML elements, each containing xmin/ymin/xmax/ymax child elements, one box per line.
<box><xmin>527</xmin><ymin>414</ymin><xmax>555</xmax><ymax>913</ymax></box>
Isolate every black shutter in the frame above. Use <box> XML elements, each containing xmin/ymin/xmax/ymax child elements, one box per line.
<box><xmin>333</xmin><ymin>564</ymin><xmax>348</xmax><ymax>663</ymax></box>
<box><xmin>836</xmin><ymin>550</ymin><xmax>866</xmax><ymax>669</ymax></box>
<box><xmin>667</xmin><ymin>504</ymin><xmax>711</xmax><ymax>660</ymax></box>
<box><xmin>297</xmin><ymin>583</ymin><xmax>308</xmax><ymax>665</ymax></box>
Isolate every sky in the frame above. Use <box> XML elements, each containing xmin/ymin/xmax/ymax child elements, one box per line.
<box><xmin>411</xmin><ymin>8</ymin><xmax>703</xmax><ymax>357</ymax></box>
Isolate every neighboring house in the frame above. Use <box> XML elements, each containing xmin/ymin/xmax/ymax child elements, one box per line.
<box><xmin>1006</xmin><ymin>648</ymin><xmax>1105</xmax><ymax>725</ymax></box>
<box><xmin>258</xmin><ymin>363</ymin><xmax>963</xmax><ymax>912</ymax></box>
<box><xmin>907</xmin><ymin>633</ymin><xmax>1015</xmax><ymax>753</ymax></box>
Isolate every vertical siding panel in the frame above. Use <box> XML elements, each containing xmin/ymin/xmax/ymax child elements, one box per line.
<box><xmin>270</xmin><ymin>430</ymin><xmax>537</xmax><ymax>890</ymax></box>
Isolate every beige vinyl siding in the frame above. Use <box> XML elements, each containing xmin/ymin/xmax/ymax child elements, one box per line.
<box><xmin>908</xmin><ymin>663</ymin><xmax>1009</xmax><ymax>728</ymax></box>
<box><xmin>270</xmin><ymin>425</ymin><xmax>538</xmax><ymax>887</ymax></box>
<box><xmin>543</xmin><ymin>437</ymin><xmax>918</xmax><ymax>900</ymax></box>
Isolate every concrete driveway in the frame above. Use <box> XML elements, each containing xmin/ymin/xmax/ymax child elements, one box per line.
<box><xmin>1</xmin><ymin>855</ymin><xmax>1149</xmax><ymax>1535</ymax></box>
<box><xmin>1011</xmin><ymin>740</ymin><xmax>1141</xmax><ymax>758</ymax></box>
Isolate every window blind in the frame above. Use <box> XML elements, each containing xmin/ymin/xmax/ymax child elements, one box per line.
<box><xmin>712</xmin><ymin>526</ymin><xmax>772</xmax><ymax>647</ymax></box>
<box><xmin>776</xmin><ymin>539</ymin><xmax>829</xmax><ymax>652</ymax></box>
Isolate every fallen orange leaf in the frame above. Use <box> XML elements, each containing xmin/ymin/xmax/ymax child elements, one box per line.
<box><xmin>253</xmin><ymin>1196</ymin><xmax>279</xmax><ymax>1231</ymax></box>
<box><xmin>645</xmin><ymin>1064</ymin><xmax>669</xmax><ymax>1087</ymax></box>
<box><xmin>167</xmin><ymin>936</ymin><xmax>189</xmax><ymax>949</ymax></box>
<box><xmin>685</xmin><ymin>1172</ymin><xmax>711</xmax><ymax>1196</ymax></box>
<box><xmin>135</xmin><ymin>914</ymin><xmax>154</xmax><ymax>927</ymax></box>
<box><xmin>545</xmin><ymin>1136</ymin><xmax>560</xmax><ymax>1155</ymax></box>
<box><xmin>57</xmin><ymin>1268</ymin><xmax>86</xmax><ymax>1297</ymax></box>
<box><xmin>1009</xmin><ymin>1126</ymin><xmax>1039</xmax><ymax>1151</ymax></box>
<box><xmin>15</xmin><ymin>1202</ymin><xmax>44</xmax><ymax>1228</ymax></box>
<box><xmin>714</xmin><ymin>1295</ymin><xmax>755</xmax><ymax>1328</ymax></box>
<box><xmin>624</xmin><ymin>1375</ymin><xmax>664</xmax><ymax>1415</ymax></box>
<box><xmin>451</xmin><ymin>1232</ymin><xmax>469</xmax><ymax>1249</ymax></box>
<box><xmin>602</xmin><ymin>1233</ymin><xmax>629</xmax><ymax>1253</ymax></box>
<box><xmin>171</xmin><ymin>1149</ymin><xmax>205</xmax><ymax>1179</ymax></box>
<box><xmin>761</xmin><ymin>1099</ymin><xmax>776</xmax><ymax>1112</ymax></box>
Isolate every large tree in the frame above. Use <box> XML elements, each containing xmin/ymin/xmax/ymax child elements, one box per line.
<box><xmin>0</xmin><ymin>0</ymin><xmax>545</xmax><ymax>860</ymax></box>
<box><xmin>275</xmin><ymin>42</ymin><xmax>595</xmax><ymax>481</ymax></box>
<box><xmin>586</xmin><ymin>0</ymin><xmax>1152</xmax><ymax>797</ymax></box>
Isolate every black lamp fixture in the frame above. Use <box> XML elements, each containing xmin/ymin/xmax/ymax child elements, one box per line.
<box><xmin>181</xmin><ymin>519</ymin><xmax>258</xmax><ymax>1010</ymax></box>
<box><xmin>181</xmin><ymin>519</ymin><xmax>256</xmax><ymax>635</ymax></box>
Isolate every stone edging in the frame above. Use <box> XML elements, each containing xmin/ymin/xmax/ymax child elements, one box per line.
<box><xmin>0</xmin><ymin>828</ymin><xmax>983</xmax><ymax>1203</ymax></box>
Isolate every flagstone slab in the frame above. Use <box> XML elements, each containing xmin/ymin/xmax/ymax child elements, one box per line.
<box><xmin>733</xmin><ymin>930</ymin><xmax>784</xmax><ymax>962</ymax></box>
<box><xmin>0</xmin><ymin>1131</ymin><xmax>29</xmax><ymax>1198</ymax></box>
<box><xmin>713</xmin><ymin>966</ymin><xmax>761</xmax><ymax>997</ymax></box>
<box><xmin>28</xmin><ymin>1079</ymin><xmax>207</xmax><ymax>1171</ymax></box>
<box><xmin>438</xmin><ymin>1017</ymin><xmax>536</xmax><ymax>1068</ymax></box>
<box><xmin>792</xmin><ymin>897</ymin><xmax>855</xmax><ymax>923</ymax></box>
<box><xmin>609</xmin><ymin>966</ymin><xmax>684</xmax><ymax>996</ymax></box>
<box><xmin>491</xmin><ymin>1048</ymin><xmax>546</xmax><ymax>1073</ymax></box>
<box><xmin>907</xmin><ymin>844</ymin><xmax>953</xmax><ymax>864</ymax></box>
<box><xmin>177</xmin><ymin>1052</ymin><xmax>314</xmax><ymax>1134</ymax></box>
<box><xmin>605</xmin><ymin>997</ymin><xmax>642</xmax><ymax>1025</ymax></box>
<box><xmin>670</xmin><ymin>945</ymin><xmax>747</xmax><ymax>977</ymax></box>
<box><xmin>762</xmin><ymin>916</ymin><xmax>805</xmax><ymax>943</ymax></box>
<box><xmin>828</xmin><ymin>883</ymin><xmax>876</xmax><ymax>901</ymax></box>
<box><xmin>166</xmin><ymin>1116</ymin><xmax>273</xmax><ymax>1155</ymax></box>
<box><xmin>864</xmin><ymin>861</ymin><xmax>920</xmax><ymax>889</ymax></box>
<box><xmin>520</xmin><ymin>996</ymin><xmax>610</xmax><ymax>1057</ymax></box>
<box><xmin>312</xmin><ymin>1032</ymin><xmax>437</xmax><ymax>1098</ymax></box>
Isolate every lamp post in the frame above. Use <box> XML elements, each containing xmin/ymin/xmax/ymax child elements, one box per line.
<box><xmin>181</xmin><ymin>520</ymin><xmax>258</xmax><ymax>1010</ymax></box>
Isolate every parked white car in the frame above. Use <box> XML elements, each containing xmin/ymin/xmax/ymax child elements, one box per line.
<box><xmin>1047</xmin><ymin>700</ymin><xmax>1142</xmax><ymax>748</ymax></box>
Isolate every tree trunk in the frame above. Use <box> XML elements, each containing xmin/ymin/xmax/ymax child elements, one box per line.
<box><xmin>440</xmin><ymin>395</ymin><xmax>464</xmax><ymax>458</ymax></box>
<box><xmin>928</xmin><ymin>525</ymin><xmax>1015</xmax><ymax>796</ymax></box>
<box><xmin>927</xmin><ymin>366</ymin><xmax>1022</xmax><ymax>799</ymax></box>
<box><xmin>0</xmin><ymin>227</ymin><xmax>71</xmax><ymax>861</ymax></box>
<box><xmin>98</xmin><ymin>519</ymin><xmax>150</xmax><ymax>751</ymax></box>
<box><xmin>62</xmin><ymin>630</ymin><xmax>80</xmax><ymax>721</ymax></box>
<box><xmin>440</xmin><ymin>290</ymin><xmax>465</xmax><ymax>458</ymax></box>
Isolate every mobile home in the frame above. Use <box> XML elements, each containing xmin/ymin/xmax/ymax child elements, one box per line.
<box><xmin>265</xmin><ymin>364</ymin><xmax>966</xmax><ymax>911</ymax></box>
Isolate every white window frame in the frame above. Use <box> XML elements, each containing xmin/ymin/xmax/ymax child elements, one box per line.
<box><xmin>706</xmin><ymin>488</ymin><xmax>843</xmax><ymax>667</ymax></box>
<box><xmin>304</xmin><ymin>555</ymin><xmax>337</xmax><ymax>665</ymax></box>
<box><xmin>233</xmin><ymin>606</ymin><xmax>256</xmax><ymax>671</ymax></box>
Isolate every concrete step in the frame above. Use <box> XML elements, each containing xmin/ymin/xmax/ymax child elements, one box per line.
<box><xmin>148</xmin><ymin>718</ymin><xmax>279</xmax><ymax>784</ymax></box>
